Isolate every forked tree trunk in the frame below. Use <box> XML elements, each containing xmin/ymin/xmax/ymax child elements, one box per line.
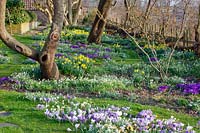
<box><xmin>88</xmin><ymin>0</ymin><xmax>113</xmax><ymax>43</ymax></box>
<box><xmin>0</xmin><ymin>0</ymin><xmax>64</xmax><ymax>80</ymax></box>
<box><xmin>39</xmin><ymin>0</ymin><xmax>64</xmax><ymax>79</ymax></box>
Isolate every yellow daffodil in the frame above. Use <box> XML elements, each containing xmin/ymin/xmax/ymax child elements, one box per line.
<box><xmin>81</xmin><ymin>64</ymin><xmax>87</xmax><ymax>69</ymax></box>
<box><xmin>141</xmin><ymin>71</ymin><xmax>145</xmax><ymax>75</ymax></box>
<box><xmin>134</xmin><ymin>69</ymin><xmax>139</xmax><ymax>73</ymax></box>
<box><xmin>126</xmin><ymin>125</ymin><xmax>134</xmax><ymax>131</ymax></box>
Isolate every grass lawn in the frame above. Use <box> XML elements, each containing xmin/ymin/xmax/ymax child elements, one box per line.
<box><xmin>0</xmin><ymin>35</ymin><xmax>39</xmax><ymax>77</ymax></box>
<box><xmin>0</xmin><ymin>29</ymin><xmax>199</xmax><ymax>132</ymax></box>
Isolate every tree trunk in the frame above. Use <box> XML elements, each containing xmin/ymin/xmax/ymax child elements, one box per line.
<box><xmin>124</xmin><ymin>0</ymin><xmax>130</xmax><ymax>28</ymax></box>
<box><xmin>72</xmin><ymin>0</ymin><xmax>82</xmax><ymax>25</ymax></box>
<box><xmin>0</xmin><ymin>0</ymin><xmax>64</xmax><ymax>80</ymax></box>
<box><xmin>63</xmin><ymin>0</ymin><xmax>69</xmax><ymax>26</ymax></box>
<box><xmin>87</xmin><ymin>0</ymin><xmax>113</xmax><ymax>44</ymax></box>
<box><xmin>68</xmin><ymin>0</ymin><xmax>73</xmax><ymax>25</ymax></box>
<box><xmin>39</xmin><ymin>0</ymin><xmax>64</xmax><ymax>79</ymax></box>
<box><xmin>195</xmin><ymin>4</ymin><xmax>200</xmax><ymax>56</ymax></box>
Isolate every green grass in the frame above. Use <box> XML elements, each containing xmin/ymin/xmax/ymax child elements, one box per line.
<box><xmin>14</xmin><ymin>35</ymin><xmax>37</xmax><ymax>45</ymax></box>
<box><xmin>0</xmin><ymin>35</ymin><xmax>39</xmax><ymax>78</ymax></box>
<box><xmin>0</xmin><ymin>90</ymin><xmax>199</xmax><ymax>133</ymax></box>
<box><xmin>0</xmin><ymin>32</ymin><xmax>199</xmax><ymax>132</ymax></box>
<box><xmin>0</xmin><ymin>90</ymin><xmax>72</xmax><ymax>133</ymax></box>
<box><xmin>0</xmin><ymin>64</ymin><xmax>26</xmax><ymax>77</ymax></box>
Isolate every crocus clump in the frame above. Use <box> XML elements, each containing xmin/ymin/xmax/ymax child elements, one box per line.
<box><xmin>177</xmin><ymin>83</ymin><xmax>200</xmax><ymax>95</ymax></box>
<box><xmin>158</xmin><ymin>85</ymin><xmax>170</xmax><ymax>92</ymax></box>
<box><xmin>55</xmin><ymin>53</ymin><xmax>64</xmax><ymax>58</ymax></box>
<box><xmin>70</xmin><ymin>42</ymin><xmax>87</xmax><ymax>49</ymax></box>
<box><xmin>0</xmin><ymin>77</ymin><xmax>11</xmax><ymax>85</ymax></box>
<box><xmin>25</xmin><ymin>92</ymin><xmax>196</xmax><ymax>133</ymax></box>
<box><xmin>150</xmin><ymin>57</ymin><xmax>159</xmax><ymax>62</ymax></box>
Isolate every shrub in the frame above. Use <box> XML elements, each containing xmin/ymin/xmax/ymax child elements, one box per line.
<box><xmin>27</xmin><ymin>11</ymin><xmax>37</xmax><ymax>22</ymax></box>
<box><xmin>6</xmin><ymin>0</ymin><xmax>31</xmax><ymax>24</ymax></box>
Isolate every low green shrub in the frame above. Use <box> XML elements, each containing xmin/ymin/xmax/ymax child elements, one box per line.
<box><xmin>11</xmin><ymin>71</ymin><xmax>133</xmax><ymax>94</ymax></box>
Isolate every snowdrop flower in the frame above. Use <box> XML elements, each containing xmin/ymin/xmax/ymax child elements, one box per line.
<box><xmin>186</xmin><ymin>125</ymin><xmax>193</xmax><ymax>131</ymax></box>
<box><xmin>116</xmin><ymin>111</ymin><xmax>122</xmax><ymax>116</ymax></box>
<box><xmin>75</xmin><ymin>124</ymin><xmax>80</xmax><ymax>129</ymax></box>
<box><xmin>36</xmin><ymin>104</ymin><xmax>45</xmax><ymax>110</ymax></box>
<box><xmin>67</xmin><ymin>128</ymin><xmax>72</xmax><ymax>132</ymax></box>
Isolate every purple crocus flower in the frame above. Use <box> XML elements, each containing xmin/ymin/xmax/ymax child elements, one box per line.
<box><xmin>103</xmin><ymin>54</ymin><xmax>111</xmax><ymax>59</ymax></box>
<box><xmin>0</xmin><ymin>77</ymin><xmax>10</xmax><ymax>82</ymax></box>
<box><xmin>0</xmin><ymin>77</ymin><xmax>11</xmax><ymax>85</ymax></box>
<box><xmin>198</xmin><ymin>121</ymin><xmax>200</xmax><ymax>127</ymax></box>
<box><xmin>158</xmin><ymin>85</ymin><xmax>169</xmax><ymax>92</ymax></box>
<box><xmin>37</xmin><ymin>104</ymin><xmax>45</xmax><ymax>110</ymax></box>
<box><xmin>176</xmin><ymin>84</ymin><xmax>185</xmax><ymax>89</ymax></box>
<box><xmin>150</xmin><ymin>57</ymin><xmax>158</xmax><ymax>62</ymax></box>
<box><xmin>55</xmin><ymin>53</ymin><xmax>64</xmax><ymax>58</ymax></box>
<box><xmin>77</xmin><ymin>42</ymin><xmax>87</xmax><ymax>48</ymax></box>
<box><xmin>177</xmin><ymin>83</ymin><xmax>200</xmax><ymax>95</ymax></box>
<box><xmin>87</xmin><ymin>53</ymin><xmax>99</xmax><ymax>59</ymax></box>
<box><xmin>64</xmin><ymin>40</ymin><xmax>70</xmax><ymax>44</ymax></box>
<box><xmin>105</xmin><ymin>48</ymin><xmax>112</xmax><ymax>52</ymax></box>
<box><xmin>70</xmin><ymin>45</ymin><xmax>80</xmax><ymax>49</ymax></box>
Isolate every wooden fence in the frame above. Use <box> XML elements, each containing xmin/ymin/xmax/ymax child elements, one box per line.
<box><xmin>109</xmin><ymin>18</ymin><xmax>195</xmax><ymax>41</ymax></box>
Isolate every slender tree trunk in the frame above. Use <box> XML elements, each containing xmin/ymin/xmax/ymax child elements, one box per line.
<box><xmin>72</xmin><ymin>0</ymin><xmax>82</xmax><ymax>25</ymax></box>
<box><xmin>195</xmin><ymin>4</ymin><xmax>200</xmax><ymax>56</ymax></box>
<box><xmin>63</xmin><ymin>0</ymin><xmax>69</xmax><ymax>26</ymax></box>
<box><xmin>88</xmin><ymin>0</ymin><xmax>113</xmax><ymax>43</ymax></box>
<box><xmin>124</xmin><ymin>0</ymin><xmax>130</xmax><ymax>28</ymax></box>
<box><xmin>68</xmin><ymin>0</ymin><xmax>73</xmax><ymax>25</ymax></box>
<box><xmin>0</xmin><ymin>0</ymin><xmax>64</xmax><ymax>80</ymax></box>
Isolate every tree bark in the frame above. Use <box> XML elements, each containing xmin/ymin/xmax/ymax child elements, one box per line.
<box><xmin>72</xmin><ymin>0</ymin><xmax>82</xmax><ymax>25</ymax></box>
<box><xmin>87</xmin><ymin>0</ymin><xmax>113</xmax><ymax>44</ymax></box>
<box><xmin>124</xmin><ymin>0</ymin><xmax>130</xmax><ymax>28</ymax></box>
<box><xmin>195</xmin><ymin>4</ymin><xmax>200</xmax><ymax>56</ymax></box>
<box><xmin>39</xmin><ymin>0</ymin><xmax>64</xmax><ymax>79</ymax></box>
<box><xmin>68</xmin><ymin>0</ymin><xmax>73</xmax><ymax>25</ymax></box>
<box><xmin>0</xmin><ymin>0</ymin><xmax>64</xmax><ymax>80</ymax></box>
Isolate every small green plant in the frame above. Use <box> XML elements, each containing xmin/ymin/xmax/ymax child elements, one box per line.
<box><xmin>188</xmin><ymin>99</ymin><xmax>200</xmax><ymax>113</ymax></box>
<box><xmin>176</xmin><ymin>98</ymin><xmax>189</xmax><ymax>106</ymax></box>
<box><xmin>56</xmin><ymin>54</ymin><xmax>94</xmax><ymax>77</ymax></box>
<box><xmin>0</xmin><ymin>54</ymin><xmax>10</xmax><ymax>64</ymax></box>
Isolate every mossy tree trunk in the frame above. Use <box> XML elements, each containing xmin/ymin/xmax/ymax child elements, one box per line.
<box><xmin>0</xmin><ymin>0</ymin><xmax>64</xmax><ymax>80</ymax></box>
<box><xmin>88</xmin><ymin>0</ymin><xmax>113</xmax><ymax>44</ymax></box>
